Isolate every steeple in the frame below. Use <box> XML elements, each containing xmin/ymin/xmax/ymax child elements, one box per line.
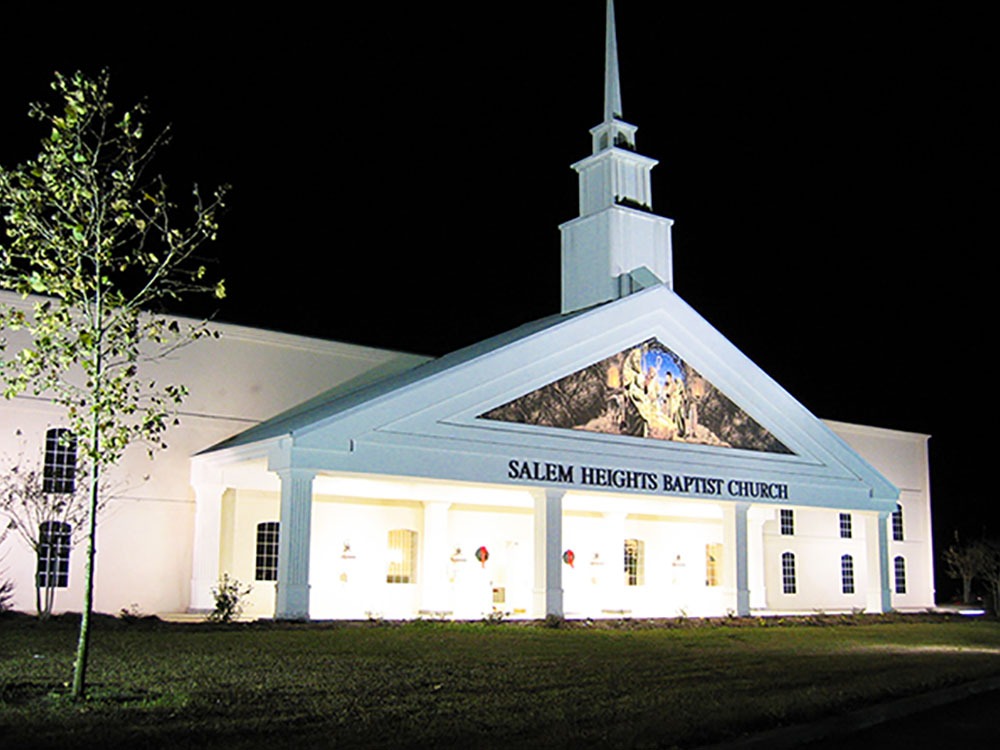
<box><xmin>559</xmin><ymin>0</ymin><xmax>675</xmax><ymax>314</ymax></box>
<box><xmin>603</xmin><ymin>0</ymin><xmax>622</xmax><ymax>122</ymax></box>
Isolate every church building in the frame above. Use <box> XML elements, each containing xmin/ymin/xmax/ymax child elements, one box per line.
<box><xmin>0</xmin><ymin>1</ymin><xmax>934</xmax><ymax>621</ymax></box>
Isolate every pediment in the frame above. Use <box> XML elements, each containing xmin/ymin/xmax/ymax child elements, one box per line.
<box><xmin>254</xmin><ymin>286</ymin><xmax>896</xmax><ymax>508</ymax></box>
<box><xmin>478</xmin><ymin>336</ymin><xmax>793</xmax><ymax>455</ymax></box>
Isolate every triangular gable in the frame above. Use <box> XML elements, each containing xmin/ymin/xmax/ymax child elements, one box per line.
<box><xmin>229</xmin><ymin>285</ymin><xmax>896</xmax><ymax>510</ymax></box>
<box><xmin>479</xmin><ymin>337</ymin><xmax>793</xmax><ymax>455</ymax></box>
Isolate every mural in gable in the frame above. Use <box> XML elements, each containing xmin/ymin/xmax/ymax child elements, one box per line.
<box><xmin>479</xmin><ymin>338</ymin><xmax>792</xmax><ymax>454</ymax></box>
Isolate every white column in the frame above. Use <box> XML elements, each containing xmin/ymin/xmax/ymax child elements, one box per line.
<box><xmin>600</xmin><ymin>511</ymin><xmax>627</xmax><ymax>616</ymax></box>
<box><xmin>878</xmin><ymin>510</ymin><xmax>893</xmax><ymax>613</ymax></box>
<box><xmin>419</xmin><ymin>501</ymin><xmax>452</xmax><ymax>616</ymax></box>
<box><xmin>532</xmin><ymin>488</ymin><xmax>565</xmax><ymax>619</ymax></box>
<box><xmin>722</xmin><ymin>502</ymin><xmax>751</xmax><ymax>616</ymax></box>
<box><xmin>747</xmin><ymin>507</ymin><xmax>770</xmax><ymax>610</ymax></box>
<box><xmin>275</xmin><ymin>468</ymin><xmax>316</xmax><ymax>620</ymax></box>
<box><xmin>189</xmin><ymin>482</ymin><xmax>225</xmax><ymax>612</ymax></box>
<box><xmin>864</xmin><ymin>510</ymin><xmax>893</xmax><ymax>613</ymax></box>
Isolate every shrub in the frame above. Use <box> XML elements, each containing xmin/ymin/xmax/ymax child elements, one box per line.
<box><xmin>0</xmin><ymin>577</ymin><xmax>13</xmax><ymax>612</ymax></box>
<box><xmin>207</xmin><ymin>574</ymin><xmax>252</xmax><ymax>623</ymax></box>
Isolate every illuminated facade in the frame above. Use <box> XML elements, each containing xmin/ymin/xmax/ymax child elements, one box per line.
<box><xmin>0</xmin><ymin>2</ymin><xmax>934</xmax><ymax>620</ymax></box>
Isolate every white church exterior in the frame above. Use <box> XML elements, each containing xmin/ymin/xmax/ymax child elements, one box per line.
<box><xmin>1</xmin><ymin>2</ymin><xmax>934</xmax><ymax>621</ymax></box>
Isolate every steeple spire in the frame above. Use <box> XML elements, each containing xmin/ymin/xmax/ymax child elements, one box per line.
<box><xmin>558</xmin><ymin>1</ymin><xmax>675</xmax><ymax>314</ymax></box>
<box><xmin>604</xmin><ymin>0</ymin><xmax>623</xmax><ymax>122</ymax></box>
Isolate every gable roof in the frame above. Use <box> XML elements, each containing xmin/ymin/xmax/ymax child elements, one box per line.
<box><xmin>201</xmin><ymin>285</ymin><xmax>898</xmax><ymax>511</ymax></box>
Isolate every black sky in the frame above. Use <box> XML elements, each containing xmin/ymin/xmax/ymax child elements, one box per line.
<box><xmin>2</xmin><ymin>3</ymin><xmax>994</xmax><ymax>598</ymax></box>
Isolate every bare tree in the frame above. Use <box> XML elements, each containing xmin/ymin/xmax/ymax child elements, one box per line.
<box><xmin>0</xmin><ymin>449</ymin><xmax>108</xmax><ymax>619</ymax></box>
<box><xmin>942</xmin><ymin>531</ymin><xmax>989</xmax><ymax>605</ymax></box>
<box><xmin>978</xmin><ymin>540</ymin><xmax>1000</xmax><ymax>617</ymax></box>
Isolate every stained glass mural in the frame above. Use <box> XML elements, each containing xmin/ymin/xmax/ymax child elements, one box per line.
<box><xmin>479</xmin><ymin>338</ymin><xmax>792</xmax><ymax>454</ymax></box>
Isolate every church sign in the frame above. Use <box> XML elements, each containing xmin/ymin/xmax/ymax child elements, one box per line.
<box><xmin>506</xmin><ymin>458</ymin><xmax>790</xmax><ymax>501</ymax></box>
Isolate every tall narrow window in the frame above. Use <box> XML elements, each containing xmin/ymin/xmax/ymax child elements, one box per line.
<box><xmin>387</xmin><ymin>529</ymin><xmax>418</xmax><ymax>584</ymax></box>
<box><xmin>255</xmin><ymin>521</ymin><xmax>279</xmax><ymax>581</ymax></box>
<box><xmin>37</xmin><ymin>520</ymin><xmax>71</xmax><ymax>588</ymax></box>
<box><xmin>43</xmin><ymin>428</ymin><xmax>77</xmax><ymax>494</ymax></box>
<box><xmin>780</xmin><ymin>508</ymin><xmax>794</xmax><ymax>536</ymax></box>
<box><xmin>894</xmin><ymin>556</ymin><xmax>907</xmax><ymax>594</ymax></box>
<box><xmin>705</xmin><ymin>543</ymin><xmax>722</xmax><ymax>587</ymax></box>
<box><xmin>781</xmin><ymin>552</ymin><xmax>796</xmax><ymax>594</ymax></box>
<box><xmin>624</xmin><ymin>539</ymin><xmax>645</xmax><ymax>586</ymax></box>
<box><xmin>892</xmin><ymin>504</ymin><xmax>904</xmax><ymax>541</ymax></box>
<box><xmin>841</xmin><ymin>554</ymin><xmax>855</xmax><ymax>594</ymax></box>
<box><xmin>839</xmin><ymin>513</ymin><xmax>852</xmax><ymax>539</ymax></box>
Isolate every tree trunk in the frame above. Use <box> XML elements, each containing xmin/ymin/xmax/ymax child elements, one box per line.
<box><xmin>70</xmin><ymin>461</ymin><xmax>100</xmax><ymax>700</ymax></box>
<box><xmin>72</xmin><ymin>288</ymin><xmax>103</xmax><ymax>701</ymax></box>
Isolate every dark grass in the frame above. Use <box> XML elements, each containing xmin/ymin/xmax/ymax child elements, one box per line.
<box><xmin>2</xmin><ymin>612</ymin><xmax>999</xmax><ymax>748</ymax></box>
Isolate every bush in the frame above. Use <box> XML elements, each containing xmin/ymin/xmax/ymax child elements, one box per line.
<box><xmin>207</xmin><ymin>574</ymin><xmax>252</xmax><ymax>623</ymax></box>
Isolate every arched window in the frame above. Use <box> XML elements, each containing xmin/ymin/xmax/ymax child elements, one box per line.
<box><xmin>43</xmin><ymin>428</ymin><xmax>77</xmax><ymax>494</ymax></box>
<box><xmin>892</xmin><ymin>504</ymin><xmax>904</xmax><ymax>541</ymax></box>
<box><xmin>37</xmin><ymin>520</ymin><xmax>71</xmax><ymax>588</ymax></box>
<box><xmin>387</xmin><ymin>529</ymin><xmax>418</xmax><ymax>584</ymax></box>
<box><xmin>781</xmin><ymin>552</ymin><xmax>796</xmax><ymax>594</ymax></box>
<box><xmin>624</xmin><ymin>539</ymin><xmax>645</xmax><ymax>586</ymax></box>
<box><xmin>255</xmin><ymin>521</ymin><xmax>279</xmax><ymax>581</ymax></box>
<box><xmin>894</xmin><ymin>556</ymin><xmax>907</xmax><ymax>594</ymax></box>
<box><xmin>841</xmin><ymin>554</ymin><xmax>855</xmax><ymax>594</ymax></box>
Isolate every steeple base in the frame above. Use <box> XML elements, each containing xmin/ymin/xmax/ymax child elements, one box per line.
<box><xmin>560</xmin><ymin>205</ymin><xmax>674</xmax><ymax>314</ymax></box>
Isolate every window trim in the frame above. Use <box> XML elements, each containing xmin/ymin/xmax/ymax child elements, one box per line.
<box><xmin>254</xmin><ymin>521</ymin><xmax>280</xmax><ymax>582</ymax></box>
<box><xmin>37</xmin><ymin>520</ymin><xmax>71</xmax><ymax>589</ymax></box>
<box><xmin>894</xmin><ymin>555</ymin><xmax>907</xmax><ymax>594</ymax></box>
<box><xmin>43</xmin><ymin>428</ymin><xmax>77</xmax><ymax>495</ymax></box>
<box><xmin>624</xmin><ymin>539</ymin><xmax>645</xmax><ymax>587</ymax></box>
<box><xmin>780</xmin><ymin>508</ymin><xmax>794</xmax><ymax>536</ymax></box>
<box><xmin>839</xmin><ymin>513</ymin><xmax>852</xmax><ymax>539</ymax></box>
<box><xmin>781</xmin><ymin>551</ymin><xmax>796</xmax><ymax>594</ymax></box>
<box><xmin>841</xmin><ymin>554</ymin><xmax>855</xmax><ymax>595</ymax></box>
<box><xmin>386</xmin><ymin>529</ymin><xmax>418</xmax><ymax>584</ymax></box>
<box><xmin>705</xmin><ymin>543</ymin><xmax>722</xmax><ymax>587</ymax></box>
<box><xmin>892</xmin><ymin>504</ymin><xmax>904</xmax><ymax>542</ymax></box>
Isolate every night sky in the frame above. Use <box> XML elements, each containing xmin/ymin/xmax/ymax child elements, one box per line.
<box><xmin>2</xmin><ymin>3</ymin><xmax>993</xmax><ymax>598</ymax></box>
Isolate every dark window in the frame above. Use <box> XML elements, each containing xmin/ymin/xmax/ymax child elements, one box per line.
<box><xmin>892</xmin><ymin>505</ymin><xmax>904</xmax><ymax>541</ymax></box>
<box><xmin>894</xmin><ymin>556</ymin><xmax>907</xmax><ymax>594</ymax></box>
<box><xmin>781</xmin><ymin>552</ymin><xmax>796</xmax><ymax>594</ymax></box>
<box><xmin>841</xmin><ymin>554</ymin><xmax>855</xmax><ymax>594</ymax></box>
<box><xmin>37</xmin><ymin>520</ymin><xmax>71</xmax><ymax>588</ymax></box>
<box><xmin>43</xmin><ymin>428</ymin><xmax>77</xmax><ymax>494</ymax></box>
<box><xmin>839</xmin><ymin>513</ymin><xmax>852</xmax><ymax>539</ymax></box>
<box><xmin>780</xmin><ymin>509</ymin><xmax>794</xmax><ymax>536</ymax></box>
<box><xmin>255</xmin><ymin>522</ymin><xmax>279</xmax><ymax>581</ymax></box>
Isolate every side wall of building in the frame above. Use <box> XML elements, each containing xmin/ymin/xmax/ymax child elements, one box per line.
<box><xmin>0</xmin><ymin>296</ymin><xmax>427</xmax><ymax>616</ymax></box>
<box><xmin>825</xmin><ymin>420</ymin><xmax>934</xmax><ymax>609</ymax></box>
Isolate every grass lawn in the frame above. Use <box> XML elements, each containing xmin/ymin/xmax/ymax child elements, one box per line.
<box><xmin>2</xmin><ymin>612</ymin><xmax>999</xmax><ymax>748</ymax></box>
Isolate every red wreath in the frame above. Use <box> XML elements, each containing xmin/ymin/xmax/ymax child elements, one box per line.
<box><xmin>475</xmin><ymin>546</ymin><xmax>489</xmax><ymax>567</ymax></box>
<box><xmin>563</xmin><ymin>549</ymin><xmax>575</xmax><ymax>568</ymax></box>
